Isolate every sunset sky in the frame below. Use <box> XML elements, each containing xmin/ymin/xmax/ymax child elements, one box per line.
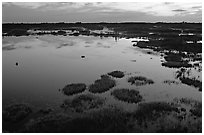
<box><xmin>2</xmin><ymin>2</ymin><xmax>202</xmax><ymax>23</ymax></box>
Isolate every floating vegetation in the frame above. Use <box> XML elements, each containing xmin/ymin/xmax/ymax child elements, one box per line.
<box><xmin>108</xmin><ymin>71</ymin><xmax>125</xmax><ymax>78</ymax></box>
<box><xmin>3</xmin><ymin>104</ymin><xmax>32</xmax><ymax>123</ymax></box>
<box><xmin>89</xmin><ymin>75</ymin><xmax>116</xmax><ymax>93</ymax></box>
<box><xmin>180</xmin><ymin>77</ymin><xmax>202</xmax><ymax>91</ymax></box>
<box><xmin>111</xmin><ymin>89</ymin><xmax>142</xmax><ymax>103</ymax></box>
<box><xmin>62</xmin><ymin>83</ymin><xmax>86</xmax><ymax>96</ymax></box>
<box><xmin>128</xmin><ymin>76</ymin><xmax>154</xmax><ymax>86</ymax></box>
<box><xmin>163</xmin><ymin>80</ymin><xmax>179</xmax><ymax>85</ymax></box>
<box><xmin>61</xmin><ymin>94</ymin><xmax>104</xmax><ymax>113</ymax></box>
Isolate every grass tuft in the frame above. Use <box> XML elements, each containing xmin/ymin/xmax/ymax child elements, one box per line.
<box><xmin>111</xmin><ymin>88</ymin><xmax>142</xmax><ymax>103</ymax></box>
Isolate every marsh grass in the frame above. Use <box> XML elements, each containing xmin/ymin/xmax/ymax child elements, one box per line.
<box><xmin>108</xmin><ymin>71</ymin><xmax>125</xmax><ymax>78</ymax></box>
<box><xmin>161</xmin><ymin>61</ymin><xmax>192</xmax><ymax>68</ymax></box>
<box><xmin>180</xmin><ymin>77</ymin><xmax>202</xmax><ymax>91</ymax></box>
<box><xmin>3</xmin><ymin>104</ymin><xmax>32</xmax><ymax>123</ymax></box>
<box><xmin>190</xmin><ymin>102</ymin><xmax>202</xmax><ymax>117</ymax></box>
<box><xmin>89</xmin><ymin>75</ymin><xmax>116</xmax><ymax>93</ymax></box>
<box><xmin>24</xmin><ymin>113</ymin><xmax>71</xmax><ymax>133</ymax></box>
<box><xmin>24</xmin><ymin>107</ymin><xmax>129</xmax><ymax>133</ymax></box>
<box><xmin>164</xmin><ymin>54</ymin><xmax>182</xmax><ymax>62</ymax></box>
<box><xmin>128</xmin><ymin>76</ymin><xmax>154</xmax><ymax>86</ymax></box>
<box><xmin>62</xmin><ymin>83</ymin><xmax>86</xmax><ymax>96</ymax></box>
<box><xmin>163</xmin><ymin>80</ymin><xmax>179</xmax><ymax>85</ymax></box>
<box><xmin>111</xmin><ymin>89</ymin><xmax>142</xmax><ymax>103</ymax></box>
<box><xmin>133</xmin><ymin>102</ymin><xmax>177</xmax><ymax>121</ymax></box>
<box><xmin>61</xmin><ymin>94</ymin><xmax>104</xmax><ymax>113</ymax></box>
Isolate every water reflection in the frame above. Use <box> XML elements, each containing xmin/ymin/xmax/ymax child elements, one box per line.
<box><xmin>2</xmin><ymin>35</ymin><xmax>202</xmax><ymax>111</ymax></box>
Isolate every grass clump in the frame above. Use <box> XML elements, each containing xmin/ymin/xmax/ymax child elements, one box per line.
<box><xmin>162</xmin><ymin>61</ymin><xmax>192</xmax><ymax>68</ymax></box>
<box><xmin>128</xmin><ymin>76</ymin><xmax>154</xmax><ymax>86</ymax></box>
<box><xmin>89</xmin><ymin>75</ymin><xmax>116</xmax><ymax>93</ymax></box>
<box><xmin>3</xmin><ymin>104</ymin><xmax>32</xmax><ymax>123</ymax></box>
<box><xmin>108</xmin><ymin>71</ymin><xmax>125</xmax><ymax>78</ymax></box>
<box><xmin>180</xmin><ymin>77</ymin><xmax>202</xmax><ymax>91</ymax></box>
<box><xmin>24</xmin><ymin>107</ymin><xmax>129</xmax><ymax>133</ymax></box>
<box><xmin>24</xmin><ymin>113</ymin><xmax>71</xmax><ymax>133</ymax></box>
<box><xmin>133</xmin><ymin>102</ymin><xmax>177</xmax><ymax>121</ymax></box>
<box><xmin>61</xmin><ymin>94</ymin><xmax>104</xmax><ymax>112</ymax></box>
<box><xmin>163</xmin><ymin>80</ymin><xmax>179</xmax><ymax>85</ymax></box>
<box><xmin>190</xmin><ymin>102</ymin><xmax>202</xmax><ymax>117</ymax></box>
<box><xmin>62</xmin><ymin>83</ymin><xmax>86</xmax><ymax>96</ymax></box>
<box><xmin>111</xmin><ymin>89</ymin><xmax>142</xmax><ymax>103</ymax></box>
<box><xmin>164</xmin><ymin>54</ymin><xmax>182</xmax><ymax>62</ymax></box>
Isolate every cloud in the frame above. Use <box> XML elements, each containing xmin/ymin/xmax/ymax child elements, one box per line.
<box><xmin>3</xmin><ymin>2</ymin><xmax>202</xmax><ymax>17</ymax></box>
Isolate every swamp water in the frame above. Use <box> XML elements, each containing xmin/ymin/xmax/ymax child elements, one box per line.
<box><xmin>3</xmin><ymin>35</ymin><xmax>201</xmax><ymax>111</ymax></box>
<box><xmin>2</xmin><ymin>35</ymin><xmax>202</xmax><ymax>132</ymax></box>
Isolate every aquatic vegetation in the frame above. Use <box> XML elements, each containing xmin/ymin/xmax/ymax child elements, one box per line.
<box><xmin>180</xmin><ymin>77</ymin><xmax>202</xmax><ymax>91</ymax></box>
<box><xmin>162</xmin><ymin>61</ymin><xmax>192</xmax><ymax>68</ymax></box>
<box><xmin>111</xmin><ymin>89</ymin><xmax>142</xmax><ymax>103</ymax></box>
<box><xmin>108</xmin><ymin>71</ymin><xmax>125</xmax><ymax>78</ymax></box>
<box><xmin>163</xmin><ymin>80</ymin><xmax>179</xmax><ymax>85</ymax></box>
<box><xmin>57</xmin><ymin>42</ymin><xmax>74</xmax><ymax>49</ymax></box>
<box><xmin>3</xmin><ymin>104</ymin><xmax>32</xmax><ymax>122</ymax></box>
<box><xmin>133</xmin><ymin>102</ymin><xmax>177</xmax><ymax>121</ymax></box>
<box><xmin>39</xmin><ymin>107</ymin><xmax>53</xmax><ymax>115</ymax></box>
<box><xmin>25</xmin><ymin>113</ymin><xmax>71</xmax><ymax>133</ymax></box>
<box><xmin>2</xmin><ymin>45</ymin><xmax>16</xmax><ymax>51</ymax></box>
<box><xmin>128</xmin><ymin>76</ymin><xmax>154</xmax><ymax>86</ymax></box>
<box><xmin>164</xmin><ymin>54</ymin><xmax>182</xmax><ymax>62</ymax></box>
<box><xmin>89</xmin><ymin>75</ymin><xmax>116</xmax><ymax>93</ymax></box>
<box><xmin>62</xmin><ymin>83</ymin><xmax>86</xmax><ymax>96</ymax></box>
<box><xmin>189</xmin><ymin>101</ymin><xmax>202</xmax><ymax>117</ymax></box>
<box><xmin>24</xmin><ymin>107</ymin><xmax>129</xmax><ymax>133</ymax></box>
<box><xmin>61</xmin><ymin>94</ymin><xmax>104</xmax><ymax>112</ymax></box>
<box><xmin>6</xmin><ymin>29</ymin><xmax>29</xmax><ymax>36</ymax></box>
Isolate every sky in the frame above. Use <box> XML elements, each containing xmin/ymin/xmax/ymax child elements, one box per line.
<box><xmin>2</xmin><ymin>2</ymin><xmax>202</xmax><ymax>23</ymax></box>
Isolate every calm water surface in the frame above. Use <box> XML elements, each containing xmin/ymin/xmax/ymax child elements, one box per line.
<box><xmin>2</xmin><ymin>35</ymin><xmax>201</xmax><ymax>111</ymax></box>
